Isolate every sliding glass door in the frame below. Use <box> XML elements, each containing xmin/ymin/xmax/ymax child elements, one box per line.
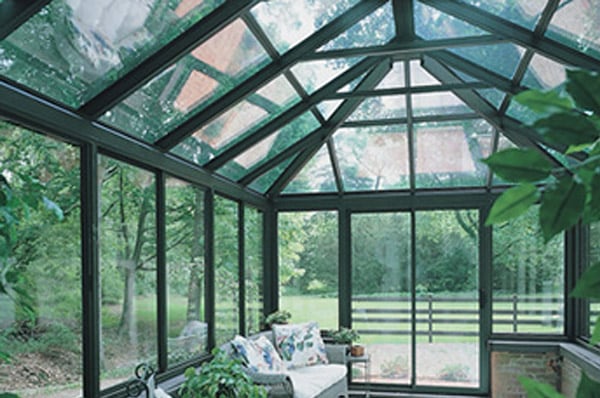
<box><xmin>350</xmin><ymin>209</ymin><xmax>481</xmax><ymax>391</ymax></box>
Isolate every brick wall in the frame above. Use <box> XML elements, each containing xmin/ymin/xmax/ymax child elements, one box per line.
<box><xmin>491</xmin><ymin>351</ymin><xmax>560</xmax><ymax>398</ymax></box>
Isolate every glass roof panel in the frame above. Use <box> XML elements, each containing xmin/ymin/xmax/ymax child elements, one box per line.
<box><xmin>317</xmin><ymin>100</ymin><xmax>343</xmax><ymax>120</ymax></box>
<box><xmin>477</xmin><ymin>88</ymin><xmax>505</xmax><ymax>109</ymax></box>
<box><xmin>216</xmin><ymin>112</ymin><xmax>320</xmax><ymax>180</ymax></box>
<box><xmin>283</xmin><ymin>145</ymin><xmax>337</xmax><ymax>194</ymax></box>
<box><xmin>348</xmin><ymin>96</ymin><xmax>406</xmax><ymax>121</ymax></box>
<box><xmin>414</xmin><ymin>119</ymin><xmax>493</xmax><ymax>188</ymax></box>
<box><xmin>505</xmin><ymin>99</ymin><xmax>539</xmax><ymax>125</ymax></box>
<box><xmin>457</xmin><ymin>0</ymin><xmax>546</xmax><ymax>30</ymax></box>
<box><xmin>410</xmin><ymin>60</ymin><xmax>442</xmax><ymax>86</ymax></box>
<box><xmin>0</xmin><ymin>0</ymin><xmax>223</xmax><ymax>108</ymax></box>
<box><xmin>521</xmin><ymin>54</ymin><xmax>567</xmax><ymax>90</ymax></box>
<box><xmin>492</xmin><ymin>133</ymin><xmax>518</xmax><ymax>185</ymax></box>
<box><xmin>339</xmin><ymin>72</ymin><xmax>369</xmax><ymax>92</ymax></box>
<box><xmin>291</xmin><ymin>57</ymin><xmax>362</xmax><ymax>94</ymax></box>
<box><xmin>411</xmin><ymin>92</ymin><xmax>471</xmax><ymax>117</ymax></box>
<box><xmin>546</xmin><ymin>0</ymin><xmax>600</xmax><ymax>60</ymax></box>
<box><xmin>414</xmin><ymin>1</ymin><xmax>489</xmax><ymax>39</ymax></box>
<box><xmin>334</xmin><ymin>126</ymin><xmax>410</xmax><ymax>191</ymax></box>
<box><xmin>248</xmin><ymin>157</ymin><xmax>296</xmax><ymax>194</ymax></box>
<box><xmin>445</xmin><ymin>65</ymin><xmax>479</xmax><ymax>82</ymax></box>
<box><xmin>184</xmin><ymin>75</ymin><xmax>300</xmax><ymax>155</ymax></box>
<box><xmin>100</xmin><ymin>18</ymin><xmax>271</xmax><ymax>142</ymax></box>
<box><xmin>450</xmin><ymin>43</ymin><xmax>526</xmax><ymax>79</ymax></box>
<box><xmin>250</xmin><ymin>0</ymin><xmax>359</xmax><ymax>54</ymax></box>
<box><xmin>318</xmin><ymin>2</ymin><xmax>395</xmax><ymax>51</ymax></box>
<box><xmin>376</xmin><ymin>61</ymin><xmax>405</xmax><ymax>89</ymax></box>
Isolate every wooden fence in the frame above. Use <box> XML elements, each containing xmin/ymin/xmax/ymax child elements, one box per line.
<box><xmin>352</xmin><ymin>295</ymin><xmax>600</xmax><ymax>342</ymax></box>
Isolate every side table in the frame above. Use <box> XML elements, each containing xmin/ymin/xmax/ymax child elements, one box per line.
<box><xmin>347</xmin><ymin>351</ymin><xmax>370</xmax><ymax>397</ymax></box>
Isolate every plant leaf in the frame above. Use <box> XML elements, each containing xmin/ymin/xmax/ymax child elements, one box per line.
<box><xmin>518</xmin><ymin>376</ymin><xmax>564</xmax><ymax>398</ymax></box>
<box><xmin>540</xmin><ymin>177</ymin><xmax>586</xmax><ymax>242</ymax></box>
<box><xmin>486</xmin><ymin>184</ymin><xmax>539</xmax><ymax>225</ymax></box>
<box><xmin>534</xmin><ymin>113</ymin><xmax>600</xmax><ymax>146</ymax></box>
<box><xmin>482</xmin><ymin>148</ymin><xmax>553</xmax><ymax>183</ymax></box>
<box><xmin>583</xmin><ymin>172</ymin><xmax>600</xmax><ymax>223</ymax></box>
<box><xmin>571</xmin><ymin>262</ymin><xmax>600</xmax><ymax>299</ymax></box>
<box><xmin>591</xmin><ymin>316</ymin><xmax>600</xmax><ymax>345</ymax></box>
<box><xmin>0</xmin><ymin>393</ymin><xmax>20</xmax><ymax>398</ymax></box>
<box><xmin>566</xmin><ymin>69</ymin><xmax>600</xmax><ymax>114</ymax></box>
<box><xmin>576</xmin><ymin>372</ymin><xmax>600</xmax><ymax>398</ymax></box>
<box><xmin>514</xmin><ymin>89</ymin><xmax>573</xmax><ymax>115</ymax></box>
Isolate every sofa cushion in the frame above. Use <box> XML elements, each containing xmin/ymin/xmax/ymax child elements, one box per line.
<box><xmin>231</xmin><ymin>335</ymin><xmax>284</xmax><ymax>373</ymax></box>
<box><xmin>272</xmin><ymin>321</ymin><xmax>329</xmax><ymax>369</ymax></box>
<box><xmin>286</xmin><ymin>364</ymin><xmax>347</xmax><ymax>398</ymax></box>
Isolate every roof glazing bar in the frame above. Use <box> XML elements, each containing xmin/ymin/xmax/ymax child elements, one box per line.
<box><xmin>303</xmin><ymin>35</ymin><xmax>507</xmax><ymax>61</ymax></box>
<box><xmin>0</xmin><ymin>0</ymin><xmax>51</xmax><ymax>40</ymax></box>
<box><xmin>341</xmin><ymin>112</ymin><xmax>481</xmax><ymax>128</ymax></box>
<box><xmin>393</xmin><ymin>0</ymin><xmax>415</xmax><ymax>42</ymax></box>
<box><xmin>328</xmin><ymin>82</ymin><xmax>492</xmax><ymax>99</ymax></box>
<box><xmin>156</xmin><ymin>0</ymin><xmax>387</xmax><ymax>150</ymax></box>
<box><xmin>327</xmin><ymin>139</ymin><xmax>344</xmax><ymax>193</ymax></box>
<box><xmin>421</xmin><ymin>0</ymin><xmax>600</xmax><ymax>71</ymax></box>
<box><xmin>79</xmin><ymin>1</ymin><xmax>260</xmax><ymax>118</ymax></box>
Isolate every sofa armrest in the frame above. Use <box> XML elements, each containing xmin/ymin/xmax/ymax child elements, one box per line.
<box><xmin>324</xmin><ymin>344</ymin><xmax>348</xmax><ymax>364</ymax></box>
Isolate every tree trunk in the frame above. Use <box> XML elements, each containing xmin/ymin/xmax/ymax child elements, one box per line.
<box><xmin>186</xmin><ymin>189</ymin><xmax>204</xmax><ymax>322</ymax></box>
<box><xmin>118</xmin><ymin>260</ymin><xmax>138</xmax><ymax>347</ymax></box>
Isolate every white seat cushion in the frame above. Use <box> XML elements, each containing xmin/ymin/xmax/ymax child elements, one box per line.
<box><xmin>286</xmin><ymin>364</ymin><xmax>347</xmax><ymax>398</ymax></box>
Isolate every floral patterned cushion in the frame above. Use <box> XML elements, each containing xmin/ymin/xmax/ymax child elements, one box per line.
<box><xmin>231</xmin><ymin>335</ymin><xmax>284</xmax><ymax>373</ymax></box>
<box><xmin>272</xmin><ymin>321</ymin><xmax>329</xmax><ymax>369</ymax></box>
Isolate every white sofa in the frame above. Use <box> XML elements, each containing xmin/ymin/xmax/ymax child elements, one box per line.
<box><xmin>222</xmin><ymin>330</ymin><xmax>348</xmax><ymax>398</ymax></box>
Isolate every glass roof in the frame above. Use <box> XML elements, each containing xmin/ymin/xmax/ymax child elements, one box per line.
<box><xmin>1</xmin><ymin>0</ymin><xmax>597</xmax><ymax>198</ymax></box>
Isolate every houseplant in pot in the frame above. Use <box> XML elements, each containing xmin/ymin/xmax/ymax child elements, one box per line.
<box><xmin>332</xmin><ymin>327</ymin><xmax>363</xmax><ymax>356</ymax></box>
<box><xmin>178</xmin><ymin>348</ymin><xmax>267</xmax><ymax>398</ymax></box>
<box><xmin>264</xmin><ymin>309</ymin><xmax>291</xmax><ymax>329</ymax></box>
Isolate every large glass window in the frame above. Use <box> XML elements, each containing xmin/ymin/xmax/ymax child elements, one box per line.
<box><xmin>214</xmin><ymin>195</ymin><xmax>239</xmax><ymax>345</ymax></box>
<box><xmin>415</xmin><ymin>210</ymin><xmax>479</xmax><ymax>388</ymax></box>
<box><xmin>245</xmin><ymin>207</ymin><xmax>264</xmax><ymax>335</ymax></box>
<box><xmin>278</xmin><ymin>211</ymin><xmax>338</xmax><ymax>330</ymax></box>
<box><xmin>0</xmin><ymin>122</ymin><xmax>81</xmax><ymax>397</ymax></box>
<box><xmin>99</xmin><ymin>156</ymin><xmax>157</xmax><ymax>388</ymax></box>
<box><xmin>492</xmin><ymin>207</ymin><xmax>564</xmax><ymax>334</ymax></box>
<box><xmin>165</xmin><ymin>177</ymin><xmax>207</xmax><ymax>366</ymax></box>
<box><xmin>351</xmin><ymin>212</ymin><xmax>411</xmax><ymax>385</ymax></box>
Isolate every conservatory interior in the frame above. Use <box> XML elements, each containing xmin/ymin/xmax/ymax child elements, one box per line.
<box><xmin>0</xmin><ymin>0</ymin><xmax>599</xmax><ymax>397</ymax></box>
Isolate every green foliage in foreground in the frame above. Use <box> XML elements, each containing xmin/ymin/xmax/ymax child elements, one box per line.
<box><xmin>483</xmin><ymin>69</ymin><xmax>600</xmax><ymax>396</ymax></box>
<box><xmin>178</xmin><ymin>349</ymin><xmax>267</xmax><ymax>398</ymax></box>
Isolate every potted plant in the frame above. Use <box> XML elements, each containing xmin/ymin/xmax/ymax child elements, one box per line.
<box><xmin>264</xmin><ymin>309</ymin><xmax>291</xmax><ymax>329</ymax></box>
<box><xmin>331</xmin><ymin>327</ymin><xmax>363</xmax><ymax>356</ymax></box>
<box><xmin>178</xmin><ymin>348</ymin><xmax>267</xmax><ymax>398</ymax></box>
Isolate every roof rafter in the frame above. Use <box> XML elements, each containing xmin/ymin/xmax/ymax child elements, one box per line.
<box><xmin>202</xmin><ymin>56</ymin><xmax>383</xmax><ymax>172</ymax></box>
<box><xmin>155</xmin><ymin>0</ymin><xmax>387</xmax><ymax>150</ymax></box>
<box><xmin>267</xmin><ymin>60</ymin><xmax>393</xmax><ymax>197</ymax></box>
<box><xmin>327</xmin><ymin>82</ymin><xmax>492</xmax><ymax>99</ymax></box>
<box><xmin>420</xmin><ymin>0</ymin><xmax>600</xmax><ymax>71</ymax></box>
<box><xmin>0</xmin><ymin>0</ymin><xmax>51</xmax><ymax>41</ymax></box>
<box><xmin>79</xmin><ymin>1</ymin><xmax>260</xmax><ymax>118</ymax></box>
<box><xmin>302</xmin><ymin>35</ymin><xmax>508</xmax><ymax>61</ymax></box>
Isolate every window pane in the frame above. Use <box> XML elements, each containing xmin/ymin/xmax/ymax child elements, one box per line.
<box><xmin>245</xmin><ymin>207</ymin><xmax>264</xmax><ymax>335</ymax></box>
<box><xmin>101</xmin><ymin>19</ymin><xmax>271</xmax><ymax>143</ymax></box>
<box><xmin>99</xmin><ymin>157</ymin><xmax>157</xmax><ymax>389</ymax></box>
<box><xmin>214</xmin><ymin>195</ymin><xmax>239</xmax><ymax>345</ymax></box>
<box><xmin>450</xmin><ymin>44</ymin><xmax>526</xmax><ymax>80</ymax></box>
<box><xmin>334</xmin><ymin>126</ymin><xmax>410</xmax><ymax>192</ymax></box>
<box><xmin>351</xmin><ymin>212</ymin><xmax>411</xmax><ymax>385</ymax></box>
<box><xmin>414</xmin><ymin>120</ymin><xmax>494</xmax><ymax>189</ymax></box>
<box><xmin>492</xmin><ymin>207</ymin><xmax>564</xmax><ymax>334</ymax></box>
<box><xmin>0</xmin><ymin>122</ymin><xmax>81</xmax><ymax>397</ymax></box>
<box><xmin>415</xmin><ymin>1</ymin><xmax>488</xmax><ymax>39</ymax></box>
<box><xmin>165</xmin><ymin>177</ymin><xmax>207</xmax><ymax>366</ymax></box>
<box><xmin>546</xmin><ymin>0</ymin><xmax>600</xmax><ymax>61</ymax></box>
<box><xmin>251</xmin><ymin>0</ymin><xmax>359</xmax><ymax>54</ymax></box>
<box><xmin>283</xmin><ymin>145</ymin><xmax>337</xmax><ymax>194</ymax></box>
<box><xmin>415</xmin><ymin>210</ymin><xmax>480</xmax><ymax>388</ymax></box>
<box><xmin>457</xmin><ymin>0</ymin><xmax>545</xmax><ymax>30</ymax></box>
<box><xmin>0</xmin><ymin>0</ymin><xmax>223</xmax><ymax>108</ymax></box>
<box><xmin>279</xmin><ymin>211</ymin><xmax>338</xmax><ymax>330</ymax></box>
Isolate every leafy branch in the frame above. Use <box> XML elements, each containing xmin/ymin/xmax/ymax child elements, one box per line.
<box><xmin>482</xmin><ymin>69</ymin><xmax>600</xmax><ymax>396</ymax></box>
